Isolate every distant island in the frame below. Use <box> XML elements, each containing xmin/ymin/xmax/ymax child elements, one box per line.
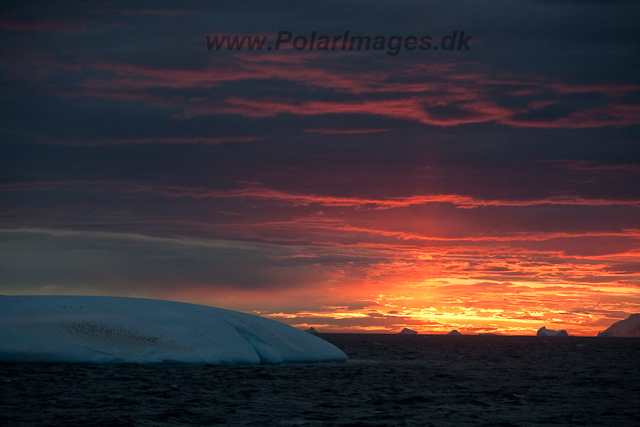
<box><xmin>398</xmin><ymin>328</ymin><xmax>417</xmax><ymax>334</ymax></box>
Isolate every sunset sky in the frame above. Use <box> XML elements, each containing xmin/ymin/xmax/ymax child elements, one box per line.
<box><xmin>1</xmin><ymin>0</ymin><xmax>639</xmax><ymax>335</ymax></box>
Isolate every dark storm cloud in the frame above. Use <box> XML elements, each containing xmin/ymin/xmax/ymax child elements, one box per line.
<box><xmin>0</xmin><ymin>0</ymin><xmax>638</xmax><ymax>312</ymax></box>
<box><xmin>528</xmin><ymin>1</ymin><xmax>638</xmax><ymax>5</ymax></box>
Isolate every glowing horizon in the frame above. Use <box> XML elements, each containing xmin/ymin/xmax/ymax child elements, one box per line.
<box><xmin>1</xmin><ymin>1</ymin><xmax>638</xmax><ymax>336</ymax></box>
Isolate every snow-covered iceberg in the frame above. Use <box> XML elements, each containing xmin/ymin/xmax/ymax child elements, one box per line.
<box><xmin>0</xmin><ymin>296</ymin><xmax>347</xmax><ymax>365</ymax></box>
<box><xmin>447</xmin><ymin>330</ymin><xmax>462</xmax><ymax>335</ymax></box>
<box><xmin>597</xmin><ymin>313</ymin><xmax>640</xmax><ymax>337</ymax></box>
<box><xmin>537</xmin><ymin>326</ymin><xmax>569</xmax><ymax>337</ymax></box>
<box><xmin>398</xmin><ymin>328</ymin><xmax>417</xmax><ymax>334</ymax></box>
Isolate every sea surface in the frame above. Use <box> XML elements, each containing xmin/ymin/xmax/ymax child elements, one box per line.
<box><xmin>1</xmin><ymin>334</ymin><xmax>639</xmax><ymax>426</ymax></box>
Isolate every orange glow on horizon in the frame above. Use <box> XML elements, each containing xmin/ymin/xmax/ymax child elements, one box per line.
<box><xmin>159</xmin><ymin>263</ymin><xmax>640</xmax><ymax>336</ymax></box>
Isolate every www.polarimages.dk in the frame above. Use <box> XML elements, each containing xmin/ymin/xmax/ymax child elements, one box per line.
<box><xmin>206</xmin><ymin>31</ymin><xmax>472</xmax><ymax>55</ymax></box>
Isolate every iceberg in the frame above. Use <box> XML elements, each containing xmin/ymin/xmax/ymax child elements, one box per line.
<box><xmin>0</xmin><ymin>296</ymin><xmax>347</xmax><ymax>365</ymax></box>
<box><xmin>537</xmin><ymin>326</ymin><xmax>569</xmax><ymax>337</ymax></box>
<box><xmin>447</xmin><ymin>330</ymin><xmax>462</xmax><ymax>335</ymax></box>
<box><xmin>398</xmin><ymin>328</ymin><xmax>417</xmax><ymax>334</ymax></box>
<box><xmin>304</xmin><ymin>327</ymin><xmax>318</xmax><ymax>334</ymax></box>
<box><xmin>597</xmin><ymin>313</ymin><xmax>640</xmax><ymax>337</ymax></box>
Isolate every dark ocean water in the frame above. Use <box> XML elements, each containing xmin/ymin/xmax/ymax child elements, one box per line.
<box><xmin>1</xmin><ymin>334</ymin><xmax>639</xmax><ymax>427</ymax></box>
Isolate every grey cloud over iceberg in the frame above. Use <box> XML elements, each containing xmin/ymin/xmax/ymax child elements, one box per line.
<box><xmin>0</xmin><ymin>228</ymin><xmax>362</xmax><ymax>294</ymax></box>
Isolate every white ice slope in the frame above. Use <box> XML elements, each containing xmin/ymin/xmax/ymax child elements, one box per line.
<box><xmin>0</xmin><ymin>296</ymin><xmax>347</xmax><ymax>365</ymax></box>
<box><xmin>597</xmin><ymin>313</ymin><xmax>640</xmax><ymax>337</ymax></box>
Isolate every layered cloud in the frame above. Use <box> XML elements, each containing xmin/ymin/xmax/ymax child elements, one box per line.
<box><xmin>1</xmin><ymin>0</ymin><xmax>639</xmax><ymax>335</ymax></box>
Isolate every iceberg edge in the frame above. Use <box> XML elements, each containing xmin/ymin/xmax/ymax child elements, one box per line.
<box><xmin>0</xmin><ymin>295</ymin><xmax>347</xmax><ymax>365</ymax></box>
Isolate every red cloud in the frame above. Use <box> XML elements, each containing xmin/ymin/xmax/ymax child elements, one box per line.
<box><xmin>4</xmin><ymin>54</ymin><xmax>638</xmax><ymax>129</ymax></box>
